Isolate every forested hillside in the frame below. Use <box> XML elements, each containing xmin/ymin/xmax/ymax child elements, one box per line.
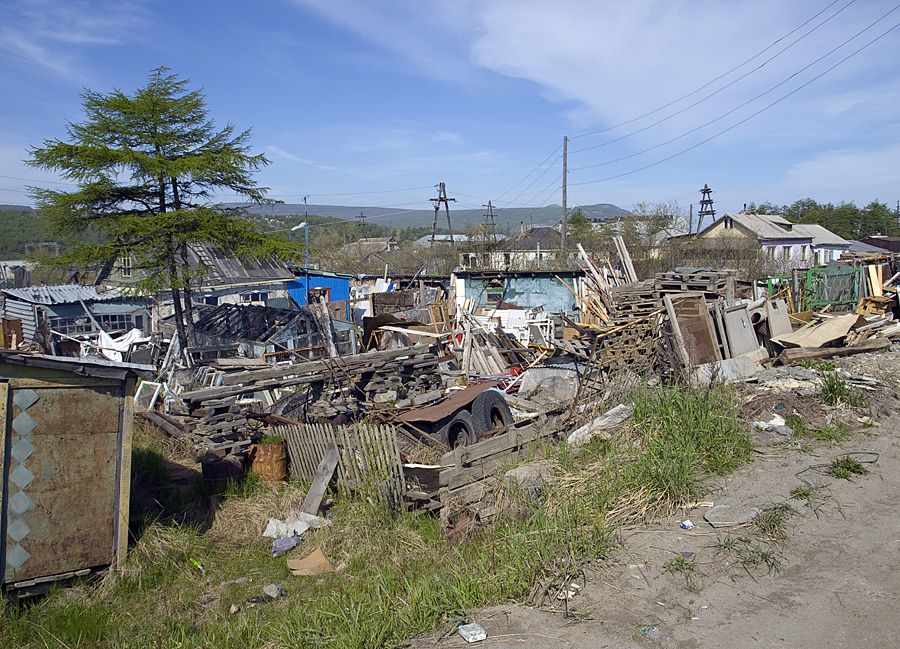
<box><xmin>0</xmin><ymin>208</ymin><xmax>49</xmax><ymax>258</ymax></box>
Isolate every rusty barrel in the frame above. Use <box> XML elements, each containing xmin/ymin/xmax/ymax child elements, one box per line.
<box><xmin>250</xmin><ymin>440</ymin><xmax>288</xmax><ymax>483</ymax></box>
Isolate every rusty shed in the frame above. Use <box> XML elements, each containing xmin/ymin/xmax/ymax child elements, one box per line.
<box><xmin>0</xmin><ymin>350</ymin><xmax>154</xmax><ymax>596</ymax></box>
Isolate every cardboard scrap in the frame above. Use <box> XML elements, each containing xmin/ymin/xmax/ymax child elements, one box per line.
<box><xmin>287</xmin><ymin>547</ymin><xmax>334</xmax><ymax>576</ymax></box>
<box><xmin>771</xmin><ymin>313</ymin><xmax>862</xmax><ymax>349</ymax></box>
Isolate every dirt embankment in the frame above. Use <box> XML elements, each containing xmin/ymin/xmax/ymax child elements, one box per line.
<box><xmin>408</xmin><ymin>351</ymin><xmax>900</xmax><ymax>649</ymax></box>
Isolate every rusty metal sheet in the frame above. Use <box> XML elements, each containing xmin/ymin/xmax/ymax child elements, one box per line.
<box><xmin>395</xmin><ymin>382</ymin><xmax>499</xmax><ymax>424</ymax></box>
<box><xmin>3</xmin><ymin>382</ymin><xmax>123</xmax><ymax>584</ymax></box>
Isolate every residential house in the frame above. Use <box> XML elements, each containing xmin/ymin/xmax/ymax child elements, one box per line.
<box><xmin>0</xmin><ymin>285</ymin><xmax>151</xmax><ymax>347</ymax></box>
<box><xmin>106</xmin><ymin>243</ymin><xmax>296</xmax><ymax>309</ymax></box>
<box><xmin>694</xmin><ymin>213</ymin><xmax>849</xmax><ymax>268</ymax></box>
<box><xmin>460</xmin><ymin>226</ymin><xmax>561</xmax><ymax>270</ymax></box>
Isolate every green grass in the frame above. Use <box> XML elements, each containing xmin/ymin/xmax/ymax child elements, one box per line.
<box><xmin>1</xmin><ymin>387</ymin><xmax>755</xmax><ymax>649</ymax></box>
<box><xmin>752</xmin><ymin>503</ymin><xmax>793</xmax><ymax>544</ymax></box>
<box><xmin>800</xmin><ymin>358</ymin><xmax>836</xmax><ymax>371</ymax></box>
<box><xmin>813</xmin><ymin>422</ymin><xmax>853</xmax><ymax>443</ymax></box>
<box><xmin>819</xmin><ymin>371</ymin><xmax>868</xmax><ymax>408</ymax></box>
<box><xmin>664</xmin><ymin>555</ymin><xmax>697</xmax><ymax>574</ymax></box>
<box><xmin>827</xmin><ymin>456</ymin><xmax>869</xmax><ymax>480</ymax></box>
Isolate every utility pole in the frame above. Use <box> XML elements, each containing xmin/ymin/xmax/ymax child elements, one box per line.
<box><xmin>483</xmin><ymin>200</ymin><xmax>497</xmax><ymax>245</ymax></box>
<box><xmin>697</xmin><ymin>184</ymin><xmax>715</xmax><ymax>233</ymax></box>
<box><xmin>561</xmin><ymin>136</ymin><xmax>568</xmax><ymax>253</ymax></box>
<box><xmin>429</xmin><ymin>182</ymin><xmax>456</xmax><ymax>247</ymax></box>
<box><xmin>356</xmin><ymin>211</ymin><xmax>367</xmax><ymax>225</ymax></box>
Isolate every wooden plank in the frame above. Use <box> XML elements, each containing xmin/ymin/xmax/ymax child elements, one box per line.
<box><xmin>776</xmin><ymin>336</ymin><xmax>890</xmax><ymax>365</ymax></box>
<box><xmin>300</xmin><ymin>441</ymin><xmax>339</xmax><ymax>515</ymax></box>
<box><xmin>116</xmin><ymin>377</ymin><xmax>136</xmax><ymax>572</ymax></box>
<box><xmin>140</xmin><ymin>412</ymin><xmax>186</xmax><ymax>438</ymax></box>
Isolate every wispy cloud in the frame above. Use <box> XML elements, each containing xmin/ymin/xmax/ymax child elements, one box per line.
<box><xmin>0</xmin><ymin>0</ymin><xmax>150</xmax><ymax>81</ymax></box>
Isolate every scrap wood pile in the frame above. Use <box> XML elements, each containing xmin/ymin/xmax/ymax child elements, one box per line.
<box><xmin>144</xmin><ymin>344</ymin><xmax>448</xmax><ymax>459</ymax></box>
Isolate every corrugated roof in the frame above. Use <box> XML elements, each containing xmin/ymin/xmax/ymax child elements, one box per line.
<box><xmin>187</xmin><ymin>243</ymin><xmax>295</xmax><ymax>288</ymax></box>
<box><xmin>1</xmin><ymin>285</ymin><xmax>149</xmax><ymax>305</ymax></box>
<box><xmin>1</xmin><ymin>285</ymin><xmax>103</xmax><ymax>304</ymax></box>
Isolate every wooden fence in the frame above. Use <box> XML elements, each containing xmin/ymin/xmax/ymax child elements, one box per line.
<box><xmin>277</xmin><ymin>422</ymin><xmax>406</xmax><ymax>509</ymax></box>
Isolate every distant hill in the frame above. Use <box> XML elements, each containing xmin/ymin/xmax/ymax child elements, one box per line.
<box><xmin>226</xmin><ymin>202</ymin><xmax>630</xmax><ymax>230</ymax></box>
<box><xmin>0</xmin><ymin>204</ymin><xmax>35</xmax><ymax>211</ymax></box>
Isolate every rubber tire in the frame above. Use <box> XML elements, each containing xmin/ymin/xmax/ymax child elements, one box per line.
<box><xmin>471</xmin><ymin>390</ymin><xmax>514</xmax><ymax>435</ymax></box>
<box><xmin>439</xmin><ymin>409</ymin><xmax>477</xmax><ymax>449</ymax></box>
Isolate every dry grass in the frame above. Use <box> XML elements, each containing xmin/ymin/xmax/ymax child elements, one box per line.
<box><xmin>207</xmin><ymin>480</ymin><xmax>308</xmax><ymax>545</ymax></box>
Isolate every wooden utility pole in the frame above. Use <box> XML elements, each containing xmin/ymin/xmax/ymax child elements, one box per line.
<box><xmin>561</xmin><ymin>136</ymin><xmax>568</xmax><ymax>253</ymax></box>
<box><xmin>429</xmin><ymin>182</ymin><xmax>456</xmax><ymax>247</ymax></box>
<box><xmin>355</xmin><ymin>211</ymin><xmax>366</xmax><ymax>225</ymax></box>
<box><xmin>697</xmin><ymin>184</ymin><xmax>715</xmax><ymax>232</ymax></box>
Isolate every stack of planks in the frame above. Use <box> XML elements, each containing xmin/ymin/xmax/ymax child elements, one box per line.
<box><xmin>163</xmin><ymin>344</ymin><xmax>444</xmax><ymax>457</ymax></box>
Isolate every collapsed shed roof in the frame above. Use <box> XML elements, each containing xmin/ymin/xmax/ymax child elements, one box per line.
<box><xmin>194</xmin><ymin>303</ymin><xmax>309</xmax><ymax>344</ymax></box>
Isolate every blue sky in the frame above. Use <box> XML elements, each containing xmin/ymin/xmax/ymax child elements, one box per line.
<box><xmin>1</xmin><ymin>0</ymin><xmax>898</xmax><ymax>223</ymax></box>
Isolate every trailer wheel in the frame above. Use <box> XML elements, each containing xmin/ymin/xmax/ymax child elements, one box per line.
<box><xmin>471</xmin><ymin>389</ymin><xmax>513</xmax><ymax>435</ymax></box>
<box><xmin>440</xmin><ymin>409</ymin><xmax>476</xmax><ymax>448</ymax></box>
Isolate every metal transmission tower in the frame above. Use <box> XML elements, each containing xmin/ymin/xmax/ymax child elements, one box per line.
<box><xmin>483</xmin><ymin>200</ymin><xmax>497</xmax><ymax>244</ymax></box>
<box><xmin>697</xmin><ymin>184</ymin><xmax>715</xmax><ymax>232</ymax></box>
<box><xmin>429</xmin><ymin>182</ymin><xmax>456</xmax><ymax>247</ymax></box>
<box><xmin>561</xmin><ymin>136</ymin><xmax>568</xmax><ymax>253</ymax></box>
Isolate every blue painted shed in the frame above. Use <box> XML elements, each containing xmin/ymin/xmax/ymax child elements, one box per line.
<box><xmin>288</xmin><ymin>271</ymin><xmax>352</xmax><ymax>309</ymax></box>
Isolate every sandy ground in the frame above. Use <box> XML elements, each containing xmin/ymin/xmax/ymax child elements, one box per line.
<box><xmin>406</xmin><ymin>350</ymin><xmax>900</xmax><ymax>649</ymax></box>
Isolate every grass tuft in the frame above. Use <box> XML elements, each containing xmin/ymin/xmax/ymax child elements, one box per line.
<box><xmin>826</xmin><ymin>456</ymin><xmax>869</xmax><ymax>480</ymax></box>
<box><xmin>819</xmin><ymin>371</ymin><xmax>868</xmax><ymax>408</ymax></box>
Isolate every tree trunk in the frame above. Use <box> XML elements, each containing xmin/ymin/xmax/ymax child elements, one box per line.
<box><xmin>171</xmin><ymin>282</ymin><xmax>188</xmax><ymax>363</ymax></box>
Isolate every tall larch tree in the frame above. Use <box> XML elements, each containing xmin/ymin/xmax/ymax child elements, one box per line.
<box><xmin>28</xmin><ymin>67</ymin><xmax>298</xmax><ymax>351</ymax></box>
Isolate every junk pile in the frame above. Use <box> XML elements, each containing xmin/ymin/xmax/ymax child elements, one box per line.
<box><xmin>7</xmin><ymin>242</ymin><xmax>899</xmax><ymax>521</ymax></box>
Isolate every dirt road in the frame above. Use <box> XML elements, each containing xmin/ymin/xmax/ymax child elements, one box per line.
<box><xmin>409</xmin><ymin>354</ymin><xmax>900</xmax><ymax>648</ymax></box>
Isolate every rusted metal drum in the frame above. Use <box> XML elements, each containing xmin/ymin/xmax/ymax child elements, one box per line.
<box><xmin>250</xmin><ymin>440</ymin><xmax>288</xmax><ymax>483</ymax></box>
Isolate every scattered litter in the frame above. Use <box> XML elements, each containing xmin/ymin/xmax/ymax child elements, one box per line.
<box><xmin>703</xmin><ymin>504</ymin><xmax>762</xmax><ymax>528</ymax></box>
<box><xmin>272</xmin><ymin>536</ymin><xmax>300</xmax><ymax>557</ymax></box>
<box><xmin>680</xmin><ymin>519</ymin><xmax>696</xmax><ymax>530</ymax></box>
<box><xmin>753</xmin><ymin>414</ymin><xmax>786</xmax><ymax>429</ymax></box>
<box><xmin>640</xmin><ymin>625</ymin><xmax>662</xmax><ymax>639</ymax></box>
<box><xmin>287</xmin><ymin>547</ymin><xmax>334</xmax><ymax>576</ymax></box>
<box><xmin>263</xmin><ymin>512</ymin><xmax>330</xmax><ymax>539</ymax></box>
<box><xmin>189</xmin><ymin>558</ymin><xmax>205</xmax><ymax>574</ymax></box>
<box><xmin>458</xmin><ymin>623</ymin><xmax>487</xmax><ymax>643</ymax></box>
<box><xmin>220</xmin><ymin>577</ymin><xmax>249</xmax><ymax>587</ymax></box>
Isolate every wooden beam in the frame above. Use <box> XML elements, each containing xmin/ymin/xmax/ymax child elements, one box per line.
<box><xmin>300</xmin><ymin>441</ymin><xmax>339</xmax><ymax>515</ymax></box>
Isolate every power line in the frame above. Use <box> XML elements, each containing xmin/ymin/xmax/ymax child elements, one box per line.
<box><xmin>569</xmin><ymin>0</ymin><xmax>853</xmax><ymax>141</ymax></box>
<box><xmin>570</xmin><ymin>18</ymin><xmax>900</xmax><ymax>188</ymax></box>
<box><xmin>494</xmin><ymin>144</ymin><xmax>562</xmax><ymax>205</ymax></box>
<box><xmin>570</xmin><ymin>0</ymin><xmax>859</xmax><ymax>155</ymax></box>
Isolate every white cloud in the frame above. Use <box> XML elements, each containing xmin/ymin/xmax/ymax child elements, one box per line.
<box><xmin>264</xmin><ymin>145</ymin><xmax>314</xmax><ymax>164</ymax></box>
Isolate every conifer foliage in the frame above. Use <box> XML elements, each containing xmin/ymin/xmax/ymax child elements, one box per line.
<box><xmin>28</xmin><ymin>67</ymin><xmax>296</xmax><ymax>349</ymax></box>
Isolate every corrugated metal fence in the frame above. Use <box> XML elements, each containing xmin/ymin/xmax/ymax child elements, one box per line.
<box><xmin>277</xmin><ymin>422</ymin><xmax>406</xmax><ymax>509</ymax></box>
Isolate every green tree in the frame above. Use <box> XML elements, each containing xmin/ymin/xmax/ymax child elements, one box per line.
<box><xmin>27</xmin><ymin>67</ymin><xmax>297</xmax><ymax>349</ymax></box>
